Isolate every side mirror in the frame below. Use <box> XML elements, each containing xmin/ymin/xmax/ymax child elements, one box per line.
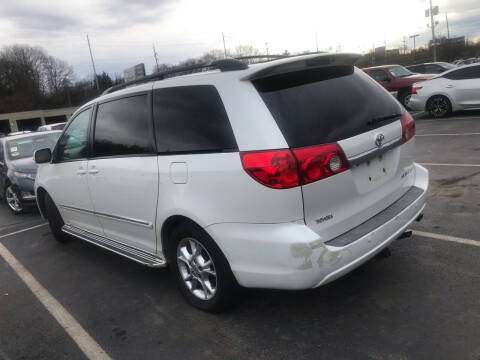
<box><xmin>34</xmin><ymin>148</ymin><xmax>52</xmax><ymax>164</ymax></box>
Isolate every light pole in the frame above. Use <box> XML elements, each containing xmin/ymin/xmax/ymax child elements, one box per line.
<box><xmin>410</xmin><ymin>34</ymin><xmax>420</xmax><ymax>63</ymax></box>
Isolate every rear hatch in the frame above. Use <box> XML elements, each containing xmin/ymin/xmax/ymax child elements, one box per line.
<box><xmin>253</xmin><ymin>64</ymin><xmax>416</xmax><ymax>241</ymax></box>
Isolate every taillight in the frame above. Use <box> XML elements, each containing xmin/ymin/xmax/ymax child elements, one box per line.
<box><xmin>411</xmin><ymin>86</ymin><xmax>422</xmax><ymax>94</ymax></box>
<box><xmin>240</xmin><ymin>143</ymin><xmax>349</xmax><ymax>189</ymax></box>
<box><xmin>400</xmin><ymin>112</ymin><xmax>415</xmax><ymax>143</ymax></box>
<box><xmin>240</xmin><ymin>149</ymin><xmax>299</xmax><ymax>189</ymax></box>
<box><xmin>293</xmin><ymin>143</ymin><xmax>349</xmax><ymax>185</ymax></box>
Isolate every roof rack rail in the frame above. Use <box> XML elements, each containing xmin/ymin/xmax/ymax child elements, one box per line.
<box><xmin>234</xmin><ymin>52</ymin><xmax>328</xmax><ymax>63</ymax></box>
<box><xmin>103</xmin><ymin>58</ymin><xmax>248</xmax><ymax>95</ymax></box>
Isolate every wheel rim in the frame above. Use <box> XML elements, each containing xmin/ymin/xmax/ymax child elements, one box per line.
<box><xmin>429</xmin><ymin>96</ymin><xmax>448</xmax><ymax>117</ymax></box>
<box><xmin>6</xmin><ymin>187</ymin><xmax>22</xmax><ymax>212</ymax></box>
<box><xmin>403</xmin><ymin>94</ymin><xmax>411</xmax><ymax>107</ymax></box>
<box><xmin>177</xmin><ymin>237</ymin><xmax>217</xmax><ymax>300</ymax></box>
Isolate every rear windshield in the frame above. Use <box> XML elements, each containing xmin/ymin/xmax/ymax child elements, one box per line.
<box><xmin>7</xmin><ymin>133</ymin><xmax>60</xmax><ymax>160</ymax></box>
<box><xmin>254</xmin><ymin>66</ymin><xmax>403</xmax><ymax>147</ymax></box>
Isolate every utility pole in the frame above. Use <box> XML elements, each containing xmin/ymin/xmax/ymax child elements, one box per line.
<box><xmin>152</xmin><ymin>44</ymin><xmax>159</xmax><ymax>73</ymax></box>
<box><xmin>222</xmin><ymin>32</ymin><xmax>227</xmax><ymax>58</ymax></box>
<box><xmin>410</xmin><ymin>34</ymin><xmax>420</xmax><ymax>63</ymax></box>
<box><xmin>445</xmin><ymin>12</ymin><xmax>450</xmax><ymax>39</ymax></box>
<box><xmin>86</xmin><ymin>35</ymin><xmax>100</xmax><ymax>92</ymax></box>
<box><xmin>315</xmin><ymin>32</ymin><xmax>319</xmax><ymax>52</ymax></box>
<box><xmin>402</xmin><ymin>37</ymin><xmax>407</xmax><ymax>55</ymax></box>
<box><xmin>429</xmin><ymin>0</ymin><xmax>437</xmax><ymax>61</ymax></box>
<box><xmin>265</xmin><ymin>42</ymin><xmax>269</xmax><ymax>56</ymax></box>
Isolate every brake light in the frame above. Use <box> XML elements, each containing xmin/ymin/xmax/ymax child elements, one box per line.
<box><xmin>240</xmin><ymin>149</ymin><xmax>299</xmax><ymax>189</ymax></box>
<box><xmin>411</xmin><ymin>86</ymin><xmax>422</xmax><ymax>94</ymax></box>
<box><xmin>240</xmin><ymin>143</ymin><xmax>349</xmax><ymax>189</ymax></box>
<box><xmin>293</xmin><ymin>143</ymin><xmax>349</xmax><ymax>185</ymax></box>
<box><xmin>400</xmin><ymin>112</ymin><xmax>415</xmax><ymax>143</ymax></box>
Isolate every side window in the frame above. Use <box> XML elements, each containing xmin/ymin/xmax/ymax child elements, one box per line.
<box><xmin>444</xmin><ymin>66</ymin><xmax>480</xmax><ymax>80</ymax></box>
<box><xmin>93</xmin><ymin>95</ymin><xmax>153</xmax><ymax>157</ymax></box>
<box><xmin>370</xmin><ymin>70</ymin><xmax>389</xmax><ymax>82</ymax></box>
<box><xmin>408</xmin><ymin>65</ymin><xmax>422</xmax><ymax>73</ymax></box>
<box><xmin>425</xmin><ymin>64</ymin><xmax>441</xmax><ymax>74</ymax></box>
<box><xmin>56</xmin><ymin>108</ymin><xmax>92</xmax><ymax>162</ymax></box>
<box><xmin>153</xmin><ymin>85</ymin><xmax>237</xmax><ymax>153</ymax></box>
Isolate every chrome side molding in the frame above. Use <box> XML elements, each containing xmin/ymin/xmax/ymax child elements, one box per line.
<box><xmin>62</xmin><ymin>224</ymin><xmax>166</xmax><ymax>267</ymax></box>
<box><xmin>348</xmin><ymin>137</ymin><xmax>403</xmax><ymax>167</ymax></box>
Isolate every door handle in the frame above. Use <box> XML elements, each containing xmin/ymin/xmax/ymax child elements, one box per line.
<box><xmin>446</xmin><ymin>85</ymin><xmax>454</xmax><ymax>88</ymax></box>
<box><xmin>77</xmin><ymin>168</ymin><xmax>87</xmax><ymax>175</ymax></box>
<box><xmin>88</xmin><ymin>169</ymin><xmax>99</xmax><ymax>174</ymax></box>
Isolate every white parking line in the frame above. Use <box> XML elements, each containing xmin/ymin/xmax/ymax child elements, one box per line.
<box><xmin>413</xmin><ymin>230</ymin><xmax>480</xmax><ymax>247</ymax></box>
<box><xmin>416</xmin><ymin>133</ymin><xmax>480</xmax><ymax>137</ymax></box>
<box><xmin>0</xmin><ymin>223</ymin><xmax>47</xmax><ymax>239</ymax></box>
<box><xmin>0</xmin><ymin>226</ymin><xmax>111</xmax><ymax>360</ymax></box>
<box><xmin>419</xmin><ymin>163</ymin><xmax>480</xmax><ymax>168</ymax></box>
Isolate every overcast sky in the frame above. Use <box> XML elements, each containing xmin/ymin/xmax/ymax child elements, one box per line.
<box><xmin>0</xmin><ymin>0</ymin><xmax>479</xmax><ymax>79</ymax></box>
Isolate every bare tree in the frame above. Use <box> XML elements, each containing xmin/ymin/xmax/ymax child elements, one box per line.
<box><xmin>42</xmin><ymin>55</ymin><xmax>73</xmax><ymax>94</ymax></box>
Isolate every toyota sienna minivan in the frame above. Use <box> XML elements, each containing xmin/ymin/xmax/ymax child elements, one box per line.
<box><xmin>34</xmin><ymin>53</ymin><xmax>428</xmax><ymax>312</ymax></box>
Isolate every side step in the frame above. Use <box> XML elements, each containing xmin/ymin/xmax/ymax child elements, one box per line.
<box><xmin>62</xmin><ymin>224</ymin><xmax>167</xmax><ymax>268</ymax></box>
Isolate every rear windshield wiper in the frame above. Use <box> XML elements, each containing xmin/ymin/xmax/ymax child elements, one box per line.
<box><xmin>367</xmin><ymin>113</ymin><xmax>402</xmax><ymax>127</ymax></box>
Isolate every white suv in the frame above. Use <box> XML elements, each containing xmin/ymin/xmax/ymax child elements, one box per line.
<box><xmin>34</xmin><ymin>54</ymin><xmax>428</xmax><ymax>312</ymax></box>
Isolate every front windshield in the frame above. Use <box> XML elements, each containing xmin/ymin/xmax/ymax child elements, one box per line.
<box><xmin>7</xmin><ymin>133</ymin><xmax>60</xmax><ymax>160</ymax></box>
<box><xmin>387</xmin><ymin>66</ymin><xmax>413</xmax><ymax>78</ymax></box>
<box><xmin>438</xmin><ymin>62</ymin><xmax>456</xmax><ymax>70</ymax></box>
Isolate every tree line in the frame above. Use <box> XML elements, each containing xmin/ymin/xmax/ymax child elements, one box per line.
<box><xmin>0</xmin><ymin>45</ymin><xmax>122</xmax><ymax>114</ymax></box>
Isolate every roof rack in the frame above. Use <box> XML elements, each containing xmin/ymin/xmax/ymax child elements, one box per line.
<box><xmin>103</xmin><ymin>58</ymin><xmax>248</xmax><ymax>95</ymax></box>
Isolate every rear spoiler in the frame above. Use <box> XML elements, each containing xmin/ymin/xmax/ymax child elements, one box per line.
<box><xmin>243</xmin><ymin>53</ymin><xmax>361</xmax><ymax>81</ymax></box>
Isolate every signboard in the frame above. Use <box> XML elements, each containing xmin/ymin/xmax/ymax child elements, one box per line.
<box><xmin>124</xmin><ymin>63</ymin><xmax>146</xmax><ymax>82</ymax></box>
<box><xmin>425</xmin><ymin>6</ymin><xmax>439</xmax><ymax>17</ymax></box>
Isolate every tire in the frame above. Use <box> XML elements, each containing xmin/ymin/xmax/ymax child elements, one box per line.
<box><xmin>44</xmin><ymin>193</ymin><xmax>70</xmax><ymax>243</ymax></box>
<box><xmin>5</xmin><ymin>185</ymin><xmax>23</xmax><ymax>214</ymax></box>
<box><xmin>427</xmin><ymin>95</ymin><xmax>452</xmax><ymax>118</ymax></box>
<box><xmin>166</xmin><ymin>222</ymin><xmax>239</xmax><ymax>312</ymax></box>
<box><xmin>398</xmin><ymin>90</ymin><xmax>412</xmax><ymax>109</ymax></box>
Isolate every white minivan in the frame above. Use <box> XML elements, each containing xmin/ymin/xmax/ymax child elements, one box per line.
<box><xmin>34</xmin><ymin>54</ymin><xmax>428</xmax><ymax>312</ymax></box>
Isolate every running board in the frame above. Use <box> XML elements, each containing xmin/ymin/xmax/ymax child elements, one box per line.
<box><xmin>62</xmin><ymin>224</ymin><xmax>167</xmax><ymax>267</ymax></box>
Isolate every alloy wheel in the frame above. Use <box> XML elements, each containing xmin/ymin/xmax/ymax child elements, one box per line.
<box><xmin>429</xmin><ymin>96</ymin><xmax>449</xmax><ymax>117</ymax></box>
<box><xmin>177</xmin><ymin>237</ymin><xmax>217</xmax><ymax>300</ymax></box>
<box><xmin>6</xmin><ymin>186</ymin><xmax>22</xmax><ymax>212</ymax></box>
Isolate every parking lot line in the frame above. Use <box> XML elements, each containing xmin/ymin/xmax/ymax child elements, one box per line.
<box><xmin>413</xmin><ymin>230</ymin><xmax>480</xmax><ymax>248</ymax></box>
<box><xmin>419</xmin><ymin>163</ymin><xmax>480</xmax><ymax>168</ymax></box>
<box><xmin>416</xmin><ymin>133</ymin><xmax>480</xmax><ymax>137</ymax></box>
<box><xmin>0</xmin><ymin>230</ymin><xmax>111</xmax><ymax>360</ymax></box>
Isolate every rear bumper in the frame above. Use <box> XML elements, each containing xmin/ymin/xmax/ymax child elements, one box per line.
<box><xmin>408</xmin><ymin>95</ymin><xmax>427</xmax><ymax>111</ymax></box>
<box><xmin>206</xmin><ymin>163</ymin><xmax>428</xmax><ymax>290</ymax></box>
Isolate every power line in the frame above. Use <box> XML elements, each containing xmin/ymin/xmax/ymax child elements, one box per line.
<box><xmin>86</xmin><ymin>34</ymin><xmax>100</xmax><ymax>93</ymax></box>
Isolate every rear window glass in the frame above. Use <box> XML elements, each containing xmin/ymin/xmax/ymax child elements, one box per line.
<box><xmin>254</xmin><ymin>66</ymin><xmax>403</xmax><ymax>148</ymax></box>
<box><xmin>7</xmin><ymin>133</ymin><xmax>60</xmax><ymax>160</ymax></box>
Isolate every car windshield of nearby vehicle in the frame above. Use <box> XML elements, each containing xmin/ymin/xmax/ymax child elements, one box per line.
<box><xmin>6</xmin><ymin>133</ymin><xmax>60</xmax><ymax>160</ymax></box>
<box><xmin>387</xmin><ymin>66</ymin><xmax>413</xmax><ymax>78</ymax></box>
<box><xmin>438</xmin><ymin>62</ymin><xmax>456</xmax><ymax>70</ymax></box>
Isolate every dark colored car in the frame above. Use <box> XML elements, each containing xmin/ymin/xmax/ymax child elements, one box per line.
<box><xmin>0</xmin><ymin>131</ymin><xmax>61</xmax><ymax>213</ymax></box>
<box><xmin>406</xmin><ymin>62</ymin><xmax>456</xmax><ymax>74</ymax></box>
<box><xmin>362</xmin><ymin>65</ymin><xmax>435</xmax><ymax>108</ymax></box>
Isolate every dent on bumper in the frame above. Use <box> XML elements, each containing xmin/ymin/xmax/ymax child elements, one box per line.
<box><xmin>206</xmin><ymin>163</ymin><xmax>429</xmax><ymax>290</ymax></box>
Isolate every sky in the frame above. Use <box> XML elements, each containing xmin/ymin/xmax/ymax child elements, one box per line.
<box><xmin>0</xmin><ymin>0</ymin><xmax>479</xmax><ymax>80</ymax></box>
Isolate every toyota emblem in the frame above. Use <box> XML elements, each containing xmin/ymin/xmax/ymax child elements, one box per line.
<box><xmin>375</xmin><ymin>134</ymin><xmax>385</xmax><ymax>148</ymax></box>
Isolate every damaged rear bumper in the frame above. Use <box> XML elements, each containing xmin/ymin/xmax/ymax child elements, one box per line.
<box><xmin>206</xmin><ymin>163</ymin><xmax>428</xmax><ymax>290</ymax></box>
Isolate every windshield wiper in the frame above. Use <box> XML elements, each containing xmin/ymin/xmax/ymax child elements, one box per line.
<box><xmin>367</xmin><ymin>113</ymin><xmax>402</xmax><ymax>126</ymax></box>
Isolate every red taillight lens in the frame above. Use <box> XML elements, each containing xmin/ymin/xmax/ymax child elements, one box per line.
<box><xmin>400</xmin><ymin>112</ymin><xmax>415</xmax><ymax>143</ymax></box>
<box><xmin>411</xmin><ymin>86</ymin><xmax>422</xmax><ymax>94</ymax></box>
<box><xmin>240</xmin><ymin>143</ymin><xmax>349</xmax><ymax>189</ymax></box>
<box><xmin>293</xmin><ymin>143</ymin><xmax>349</xmax><ymax>185</ymax></box>
<box><xmin>240</xmin><ymin>149</ymin><xmax>299</xmax><ymax>189</ymax></box>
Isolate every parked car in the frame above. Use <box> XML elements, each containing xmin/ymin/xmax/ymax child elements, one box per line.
<box><xmin>363</xmin><ymin>65</ymin><xmax>435</xmax><ymax>107</ymax></box>
<box><xmin>34</xmin><ymin>54</ymin><xmax>428</xmax><ymax>312</ymax></box>
<box><xmin>0</xmin><ymin>131</ymin><xmax>61</xmax><ymax>213</ymax></box>
<box><xmin>457</xmin><ymin>58</ymin><xmax>479</xmax><ymax>67</ymax></box>
<box><xmin>408</xmin><ymin>63</ymin><xmax>480</xmax><ymax>117</ymax></box>
<box><xmin>406</xmin><ymin>62</ymin><xmax>456</xmax><ymax>74</ymax></box>
<box><xmin>37</xmin><ymin>122</ymin><xmax>67</xmax><ymax>132</ymax></box>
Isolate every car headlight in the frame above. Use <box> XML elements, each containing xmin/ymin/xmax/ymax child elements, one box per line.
<box><xmin>13</xmin><ymin>172</ymin><xmax>36</xmax><ymax>180</ymax></box>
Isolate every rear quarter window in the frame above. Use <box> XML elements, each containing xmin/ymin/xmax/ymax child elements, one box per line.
<box><xmin>153</xmin><ymin>85</ymin><xmax>237</xmax><ymax>153</ymax></box>
<box><xmin>254</xmin><ymin>66</ymin><xmax>403</xmax><ymax>148</ymax></box>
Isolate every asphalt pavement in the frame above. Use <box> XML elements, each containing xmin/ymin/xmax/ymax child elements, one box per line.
<box><xmin>0</xmin><ymin>111</ymin><xmax>479</xmax><ymax>360</ymax></box>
